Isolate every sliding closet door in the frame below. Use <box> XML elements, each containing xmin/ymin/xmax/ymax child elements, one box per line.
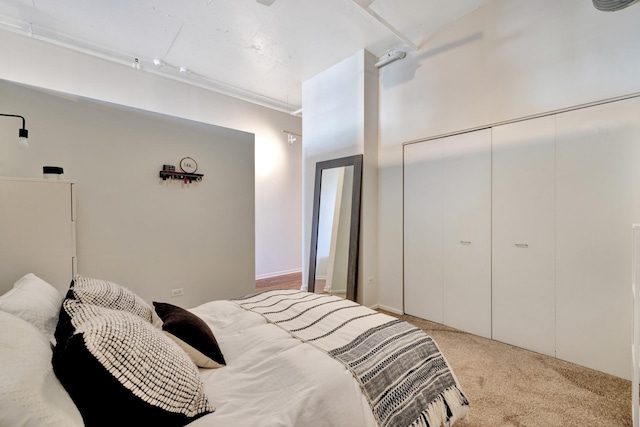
<box><xmin>404</xmin><ymin>140</ymin><xmax>444</xmax><ymax>322</ymax></box>
<box><xmin>556</xmin><ymin>96</ymin><xmax>640</xmax><ymax>379</ymax></box>
<box><xmin>442</xmin><ymin>129</ymin><xmax>492</xmax><ymax>338</ymax></box>
<box><xmin>492</xmin><ymin>116</ymin><xmax>556</xmax><ymax>356</ymax></box>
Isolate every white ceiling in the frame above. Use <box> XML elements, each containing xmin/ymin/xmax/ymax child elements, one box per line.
<box><xmin>0</xmin><ymin>0</ymin><xmax>492</xmax><ymax>114</ymax></box>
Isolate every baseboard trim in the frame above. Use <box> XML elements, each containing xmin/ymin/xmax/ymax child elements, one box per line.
<box><xmin>255</xmin><ymin>268</ymin><xmax>302</xmax><ymax>280</ymax></box>
<box><xmin>377</xmin><ymin>304</ymin><xmax>404</xmax><ymax>315</ymax></box>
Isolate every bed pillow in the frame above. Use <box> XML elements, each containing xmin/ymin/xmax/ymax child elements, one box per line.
<box><xmin>0</xmin><ymin>273</ymin><xmax>63</xmax><ymax>343</ymax></box>
<box><xmin>68</xmin><ymin>275</ymin><xmax>153</xmax><ymax>322</ymax></box>
<box><xmin>53</xmin><ymin>299</ymin><xmax>213</xmax><ymax>427</ymax></box>
<box><xmin>0</xmin><ymin>310</ymin><xmax>84</xmax><ymax>427</ymax></box>
<box><xmin>153</xmin><ymin>301</ymin><xmax>226</xmax><ymax>368</ymax></box>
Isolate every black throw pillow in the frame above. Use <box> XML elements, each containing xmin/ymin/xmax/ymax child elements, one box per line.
<box><xmin>53</xmin><ymin>300</ymin><xmax>213</xmax><ymax>427</ymax></box>
<box><xmin>153</xmin><ymin>301</ymin><xmax>226</xmax><ymax>368</ymax></box>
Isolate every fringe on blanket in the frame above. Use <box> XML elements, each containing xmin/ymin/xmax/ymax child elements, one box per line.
<box><xmin>410</xmin><ymin>387</ymin><xmax>469</xmax><ymax>427</ymax></box>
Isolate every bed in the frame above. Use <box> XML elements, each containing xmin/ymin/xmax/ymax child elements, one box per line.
<box><xmin>0</xmin><ymin>273</ymin><xmax>468</xmax><ymax>427</ymax></box>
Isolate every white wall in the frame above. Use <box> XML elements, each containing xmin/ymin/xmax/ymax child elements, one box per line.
<box><xmin>302</xmin><ymin>50</ymin><xmax>378</xmax><ymax>307</ymax></box>
<box><xmin>0</xmin><ymin>29</ymin><xmax>302</xmax><ymax>281</ymax></box>
<box><xmin>0</xmin><ymin>80</ymin><xmax>254</xmax><ymax>307</ymax></box>
<box><xmin>377</xmin><ymin>0</ymin><xmax>640</xmax><ymax>312</ymax></box>
<box><xmin>7</xmin><ymin>0</ymin><xmax>638</xmax><ymax>311</ymax></box>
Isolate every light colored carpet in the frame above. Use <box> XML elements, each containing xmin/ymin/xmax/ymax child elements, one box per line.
<box><xmin>381</xmin><ymin>311</ymin><xmax>632</xmax><ymax>427</ymax></box>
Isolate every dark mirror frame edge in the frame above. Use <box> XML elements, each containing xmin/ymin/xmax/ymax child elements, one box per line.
<box><xmin>308</xmin><ymin>154</ymin><xmax>363</xmax><ymax>302</ymax></box>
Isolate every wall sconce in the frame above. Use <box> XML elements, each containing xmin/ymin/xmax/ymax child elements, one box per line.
<box><xmin>1</xmin><ymin>114</ymin><xmax>29</xmax><ymax>149</ymax></box>
<box><xmin>281</xmin><ymin>129</ymin><xmax>301</xmax><ymax>145</ymax></box>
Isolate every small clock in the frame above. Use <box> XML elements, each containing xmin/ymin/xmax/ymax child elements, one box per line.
<box><xmin>179</xmin><ymin>157</ymin><xmax>198</xmax><ymax>174</ymax></box>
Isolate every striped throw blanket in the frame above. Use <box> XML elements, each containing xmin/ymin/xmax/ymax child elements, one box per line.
<box><xmin>233</xmin><ymin>290</ymin><xmax>469</xmax><ymax>427</ymax></box>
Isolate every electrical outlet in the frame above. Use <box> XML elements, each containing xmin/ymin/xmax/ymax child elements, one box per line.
<box><xmin>171</xmin><ymin>288</ymin><xmax>184</xmax><ymax>297</ymax></box>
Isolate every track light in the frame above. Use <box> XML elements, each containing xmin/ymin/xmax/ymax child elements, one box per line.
<box><xmin>375</xmin><ymin>50</ymin><xmax>406</xmax><ymax>68</ymax></box>
<box><xmin>133</xmin><ymin>57</ymin><xmax>194</xmax><ymax>79</ymax></box>
<box><xmin>1</xmin><ymin>114</ymin><xmax>29</xmax><ymax>149</ymax></box>
<box><xmin>281</xmin><ymin>129</ymin><xmax>301</xmax><ymax>145</ymax></box>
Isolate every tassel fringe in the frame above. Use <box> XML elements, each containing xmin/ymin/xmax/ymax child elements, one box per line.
<box><xmin>409</xmin><ymin>386</ymin><xmax>469</xmax><ymax>427</ymax></box>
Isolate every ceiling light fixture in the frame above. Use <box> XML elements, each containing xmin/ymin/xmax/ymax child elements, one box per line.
<box><xmin>592</xmin><ymin>0</ymin><xmax>639</xmax><ymax>10</ymax></box>
<box><xmin>179</xmin><ymin>66</ymin><xmax>190</xmax><ymax>75</ymax></box>
<box><xmin>1</xmin><ymin>113</ymin><xmax>29</xmax><ymax>149</ymax></box>
<box><xmin>153</xmin><ymin>58</ymin><xmax>164</xmax><ymax>67</ymax></box>
<box><xmin>132</xmin><ymin>58</ymin><xmax>141</xmax><ymax>70</ymax></box>
<box><xmin>375</xmin><ymin>50</ymin><xmax>406</xmax><ymax>68</ymax></box>
<box><xmin>281</xmin><ymin>129</ymin><xmax>301</xmax><ymax>145</ymax></box>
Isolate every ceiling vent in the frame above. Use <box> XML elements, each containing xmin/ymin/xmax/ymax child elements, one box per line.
<box><xmin>592</xmin><ymin>0</ymin><xmax>639</xmax><ymax>11</ymax></box>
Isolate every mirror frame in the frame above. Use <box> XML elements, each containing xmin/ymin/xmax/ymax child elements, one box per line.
<box><xmin>308</xmin><ymin>154</ymin><xmax>363</xmax><ymax>301</ymax></box>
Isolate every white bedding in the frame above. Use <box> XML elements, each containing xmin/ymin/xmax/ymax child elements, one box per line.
<box><xmin>188</xmin><ymin>299</ymin><xmax>378</xmax><ymax>427</ymax></box>
<box><xmin>1</xmin><ymin>275</ymin><xmax>466</xmax><ymax>427</ymax></box>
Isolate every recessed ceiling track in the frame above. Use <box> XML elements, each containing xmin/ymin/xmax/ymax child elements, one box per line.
<box><xmin>0</xmin><ymin>18</ymin><xmax>301</xmax><ymax>115</ymax></box>
<box><xmin>350</xmin><ymin>0</ymin><xmax>418</xmax><ymax>51</ymax></box>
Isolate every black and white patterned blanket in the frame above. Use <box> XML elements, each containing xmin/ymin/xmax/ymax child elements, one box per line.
<box><xmin>233</xmin><ymin>290</ymin><xmax>468</xmax><ymax>427</ymax></box>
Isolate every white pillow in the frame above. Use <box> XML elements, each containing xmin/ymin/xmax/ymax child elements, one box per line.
<box><xmin>0</xmin><ymin>273</ymin><xmax>64</xmax><ymax>343</ymax></box>
<box><xmin>0</xmin><ymin>310</ymin><xmax>84</xmax><ymax>427</ymax></box>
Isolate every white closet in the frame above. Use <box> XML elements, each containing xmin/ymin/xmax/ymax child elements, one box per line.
<box><xmin>404</xmin><ymin>129</ymin><xmax>492</xmax><ymax>339</ymax></box>
<box><xmin>403</xmin><ymin>95</ymin><xmax>640</xmax><ymax>379</ymax></box>
<box><xmin>0</xmin><ymin>178</ymin><xmax>76</xmax><ymax>294</ymax></box>
<box><xmin>441</xmin><ymin>130</ymin><xmax>492</xmax><ymax>338</ymax></box>
<box><xmin>555</xmin><ymin>98</ymin><xmax>640</xmax><ymax>379</ymax></box>
<box><xmin>492</xmin><ymin>116</ymin><xmax>556</xmax><ymax>357</ymax></box>
<box><xmin>404</xmin><ymin>140</ymin><xmax>444</xmax><ymax>323</ymax></box>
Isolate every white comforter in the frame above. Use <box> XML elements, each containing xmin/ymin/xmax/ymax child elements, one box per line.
<box><xmin>187</xmin><ymin>299</ymin><xmax>378</xmax><ymax>427</ymax></box>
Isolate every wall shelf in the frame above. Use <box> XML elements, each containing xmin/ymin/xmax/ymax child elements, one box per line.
<box><xmin>159</xmin><ymin>170</ymin><xmax>203</xmax><ymax>183</ymax></box>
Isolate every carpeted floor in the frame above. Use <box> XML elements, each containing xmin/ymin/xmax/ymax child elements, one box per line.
<box><xmin>381</xmin><ymin>311</ymin><xmax>632</xmax><ymax>427</ymax></box>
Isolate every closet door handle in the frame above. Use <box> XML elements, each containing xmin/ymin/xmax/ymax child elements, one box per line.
<box><xmin>460</xmin><ymin>241</ymin><xmax>471</xmax><ymax>245</ymax></box>
<box><xmin>515</xmin><ymin>243</ymin><xmax>529</xmax><ymax>248</ymax></box>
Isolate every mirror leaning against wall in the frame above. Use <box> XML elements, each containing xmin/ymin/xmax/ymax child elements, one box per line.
<box><xmin>308</xmin><ymin>155</ymin><xmax>363</xmax><ymax>301</ymax></box>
